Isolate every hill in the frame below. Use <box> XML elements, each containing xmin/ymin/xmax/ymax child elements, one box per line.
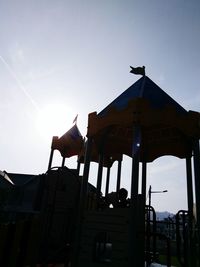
<box><xmin>156</xmin><ymin>211</ymin><xmax>175</xmax><ymax>221</ymax></box>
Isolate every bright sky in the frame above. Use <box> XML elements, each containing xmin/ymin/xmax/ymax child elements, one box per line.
<box><xmin>0</xmin><ymin>0</ymin><xmax>199</xmax><ymax>213</ymax></box>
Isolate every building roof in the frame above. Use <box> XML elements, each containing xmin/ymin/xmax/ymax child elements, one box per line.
<box><xmin>0</xmin><ymin>170</ymin><xmax>14</xmax><ymax>187</ymax></box>
<box><xmin>5</xmin><ymin>172</ymin><xmax>37</xmax><ymax>186</ymax></box>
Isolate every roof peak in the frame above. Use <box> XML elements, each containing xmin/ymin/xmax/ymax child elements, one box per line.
<box><xmin>98</xmin><ymin>76</ymin><xmax>186</xmax><ymax>117</ymax></box>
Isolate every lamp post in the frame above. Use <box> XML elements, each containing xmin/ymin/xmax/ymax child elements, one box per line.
<box><xmin>148</xmin><ymin>185</ymin><xmax>168</xmax><ymax>207</ymax></box>
<box><xmin>146</xmin><ymin>185</ymin><xmax>168</xmax><ymax>264</ymax></box>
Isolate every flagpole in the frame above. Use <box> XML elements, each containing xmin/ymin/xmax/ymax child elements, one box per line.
<box><xmin>73</xmin><ymin>114</ymin><xmax>78</xmax><ymax>124</ymax></box>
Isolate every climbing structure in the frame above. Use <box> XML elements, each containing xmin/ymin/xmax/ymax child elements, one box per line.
<box><xmin>73</xmin><ymin>76</ymin><xmax>200</xmax><ymax>267</ymax></box>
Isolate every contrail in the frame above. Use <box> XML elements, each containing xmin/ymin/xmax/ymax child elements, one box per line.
<box><xmin>0</xmin><ymin>55</ymin><xmax>40</xmax><ymax>111</ymax></box>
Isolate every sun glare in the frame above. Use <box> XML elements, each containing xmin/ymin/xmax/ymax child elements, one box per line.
<box><xmin>36</xmin><ymin>103</ymin><xmax>76</xmax><ymax>140</ymax></box>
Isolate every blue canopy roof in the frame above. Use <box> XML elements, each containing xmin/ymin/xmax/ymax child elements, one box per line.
<box><xmin>98</xmin><ymin>76</ymin><xmax>186</xmax><ymax>117</ymax></box>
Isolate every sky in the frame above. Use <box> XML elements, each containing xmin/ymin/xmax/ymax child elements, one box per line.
<box><xmin>0</xmin><ymin>0</ymin><xmax>200</xmax><ymax>213</ymax></box>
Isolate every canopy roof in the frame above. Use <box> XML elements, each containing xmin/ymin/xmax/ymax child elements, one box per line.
<box><xmin>98</xmin><ymin>76</ymin><xmax>186</xmax><ymax>117</ymax></box>
<box><xmin>87</xmin><ymin>76</ymin><xmax>200</xmax><ymax>162</ymax></box>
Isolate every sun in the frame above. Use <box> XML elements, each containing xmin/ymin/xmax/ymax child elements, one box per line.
<box><xmin>36</xmin><ymin>103</ymin><xmax>77</xmax><ymax>140</ymax></box>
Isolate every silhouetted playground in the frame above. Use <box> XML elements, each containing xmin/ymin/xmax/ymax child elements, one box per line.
<box><xmin>0</xmin><ymin>74</ymin><xmax>199</xmax><ymax>266</ymax></box>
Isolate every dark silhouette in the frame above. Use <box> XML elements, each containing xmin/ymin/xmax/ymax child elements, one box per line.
<box><xmin>130</xmin><ymin>65</ymin><xmax>145</xmax><ymax>76</ymax></box>
<box><xmin>105</xmin><ymin>188</ymin><xmax>130</xmax><ymax>208</ymax></box>
<box><xmin>117</xmin><ymin>188</ymin><xmax>130</xmax><ymax>207</ymax></box>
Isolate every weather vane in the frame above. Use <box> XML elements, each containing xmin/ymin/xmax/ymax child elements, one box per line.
<box><xmin>130</xmin><ymin>65</ymin><xmax>145</xmax><ymax>76</ymax></box>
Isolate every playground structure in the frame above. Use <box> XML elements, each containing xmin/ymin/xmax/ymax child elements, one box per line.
<box><xmin>0</xmin><ymin>75</ymin><xmax>199</xmax><ymax>266</ymax></box>
<box><xmin>72</xmin><ymin>76</ymin><xmax>200</xmax><ymax>267</ymax></box>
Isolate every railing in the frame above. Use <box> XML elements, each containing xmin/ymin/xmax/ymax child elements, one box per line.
<box><xmin>145</xmin><ymin>205</ymin><xmax>171</xmax><ymax>267</ymax></box>
<box><xmin>176</xmin><ymin>210</ymin><xmax>188</xmax><ymax>267</ymax></box>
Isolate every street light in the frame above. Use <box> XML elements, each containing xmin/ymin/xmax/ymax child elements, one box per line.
<box><xmin>146</xmin><ymin>186</ymin><xmax>168</xmax><ymax>264</ymax></box>
<box><xmin>148</xmin><ymin>185</ymin><xmax>168</xmax><ymax>207</ymax></box>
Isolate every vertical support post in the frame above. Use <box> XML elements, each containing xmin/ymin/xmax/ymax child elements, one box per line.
<box><xmin>146</xmin><ymin>185</ymin><xmax>151</xmax><ymax>266</ymax></box>
<box><xmin>129</xmin><ymin>124</ymin><xmax>144</xmax><ymax>267</ymax></box>
<box><xmin>48</xmin><ymin>149</ymin><xmax>54</xmax><ymax>170</ymax></box>
<box><xmin>96</xmin><ymin>132</ymin><xmax>108</xmax><ymax>200</ymax></box>
<box><xmin>141</xmin><ymin>161</ymin><xmax>147</xmax><ymax>197</ymax></box>
<box><xmin>130</xmin><ymin>153</ymin><xmax>139</xmax><ymax>199</ymax></box>
<box><xmin>193</xmin><ymin>139</ymin><xmax>200</xmax><ymax>258</ymax></box>
<box><xmin>96</xmin><ymin>152</ymin><xmax>104</xmax><ymax>202</ymax></box>
<box><xmin>81</xmin><ymin>138</ymin><xmax>93</xmax><ymax>209</ymax></box>
<box><xmin>186</xmin><ymin>156</ymin><xmax>194</xmax><ymax>220</ymax></box>
<box><xmin>48</xmin><ymin>136</ymin><xmax>59</xmax><ymax>171</ymax></box>
<box><xmin>77</xmin><ymin>160</ymin><xmax>81</xmax><ymax>175</ymax></box>
<box><xmin>148</xmin><ymin>185</ymin><xmax>152</xmax><ymax>207</ymax></box>
<box><xmin>105</xmin><ymin>166</ymin><xmax>111</xmax><ymax>196</ymax></box>
<box><xmin>186</xmin><ymin>155</ymin><xmax>195</xmax><ymax>267</ymax></box>
<box><xmin>72</xmin><ymin>137</ymin><xmax>92</xmax><ymax>267</ymax></box>
<box><xmin>130</xmin><ymin>149</ymin><xmax>141</xmax><ymax>266</ymax></box>
<box><xmin>61</xmin><ymin>157</ymin><xmax>65</xmax><ymax>168</ymax></box>
<box><xmin>116</xmin><ymin>158</ymin><xmax>122</xmax><ymax>193</ymax></box>
<box><xmin>141</xmin><ymin>161</ymin><xmax>148</xmax><ymax>263</ymax></box>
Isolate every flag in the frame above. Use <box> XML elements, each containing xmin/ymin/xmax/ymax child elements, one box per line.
<box><xmin>130</xmin><ymin>66</ymin><xmax>145</xmax><ymax>76</ymax></box>
<box><xmin>52</xmin><ymin>124</ymin><xmax>84</xmax><ymax>158</ymax></box>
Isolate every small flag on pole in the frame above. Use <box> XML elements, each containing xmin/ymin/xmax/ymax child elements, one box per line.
<box><xmin>73</xmin><ymin>114</ymin><xmax>78</xmax><ymax>124</ymax></box>
<box><xmin>130</xmin><ymin>66</ymin><xmax>145</xmax><ymax>76</ymax></box>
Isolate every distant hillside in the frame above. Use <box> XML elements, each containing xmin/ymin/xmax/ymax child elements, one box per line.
<box><xmin>156</xmin><ymin>211</ymin><xmax>175</xmax><ymax>221</ymax></box>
